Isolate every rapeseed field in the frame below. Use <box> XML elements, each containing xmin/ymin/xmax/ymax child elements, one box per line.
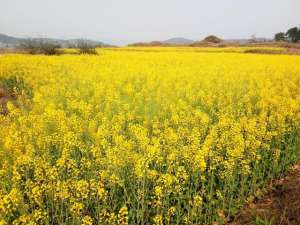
<box><xmin>0</xmin><ymin>48</ymin><xmax>300</xmax><ymax>224</ymax></box>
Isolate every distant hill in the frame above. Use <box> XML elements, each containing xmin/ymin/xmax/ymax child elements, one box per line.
<box><xmin>128</xmin><ymin>41</ymin><xmax>165</xmax><ymax>47</ymax></box>
<box><xmin>0</xmin><ymin>33</ymin><xmax>112</xmax><ymax>48</ymax></box>
<box><xmin>129</xmin><ymin>38</ymin><xmax>194</xmax><ymax>47</ymax></box>
<box><xmin>163</xmin><ymin>37</ymin><xmax>194</xmax><ymax>45</ymax></box>
<box><xmin>0</xmin><ymin>33</ymin><xmax>25</xmax><ymax>46</ymax></box>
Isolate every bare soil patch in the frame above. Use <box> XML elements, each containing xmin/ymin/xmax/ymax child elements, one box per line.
<box><xmin>283</xmin><ymin>48</ymin><xmax>300</xmax><ymax>55</ymax></box>
<box><xmin>0</xmin><ymin>88</ymin><xmax>17</xmax><ymax>115</ymax></box>
<box><xmin>231</xmin><ymin>164</ymin><xmax>300</xmax><ymax>225</ymax></box>
<box><xmin>0</xmin><ymin>48</ymin><xmax>28</xmax><ymax>54</ymax></box>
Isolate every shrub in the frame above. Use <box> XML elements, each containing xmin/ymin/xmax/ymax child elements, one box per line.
<box><xmin>76</xmin><ymin>41</ymin><xmax>98</xmax><ymax>55</ymax></box>
<box><xmin>20</xmin><ymin>39</ymin><xmax>61</xmax><ymax>55</ymax></box>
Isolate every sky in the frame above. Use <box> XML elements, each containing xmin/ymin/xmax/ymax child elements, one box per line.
<box><xmin>1</xmin><ymin>0</ymin><xmax>300</xmax><ymax>45</ymax></box>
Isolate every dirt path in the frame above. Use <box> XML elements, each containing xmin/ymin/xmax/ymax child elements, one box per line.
<box><xmin>0</xmin><ymin>88</ymin><xmax>18</xmax><ymax>115</ymax></box>
<box><xmin>231</xmin><ymin>164</ymin><xmax>300</xmax><ymax>225</ymax></box>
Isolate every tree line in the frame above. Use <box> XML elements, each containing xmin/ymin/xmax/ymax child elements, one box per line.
<box><xmin>20</xmin><ymin>39</ymin><xmax>98</xmax><ymax>55</ymax></box>
<box><xmin>275</xmin><ymin>26</ymin><xmax>300</xmax><ymax>43</ymax></box>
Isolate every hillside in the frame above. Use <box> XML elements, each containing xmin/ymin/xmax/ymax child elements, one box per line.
<box><xmin>0</xmin><ymin>33</ymin><xmax>25</xmax><ymax>46</ymax></box>
<box><xmin>129</xmin><ymin>37</ymin><xmax>194</xmax><ymax>46</ymax></box>
<box><xmin>163</xmin><ymin>37</ymin><xmax>194</xmax><ymax>45</ymax></box>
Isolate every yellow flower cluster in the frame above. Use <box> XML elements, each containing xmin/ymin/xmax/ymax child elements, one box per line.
<box><xmin>0</xmin><ymin>47</ymin><xmax>300</xmax><ymax>224</ymax></box>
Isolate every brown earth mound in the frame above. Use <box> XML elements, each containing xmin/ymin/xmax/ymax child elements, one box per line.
<box><xmin>202</xmin><ymin>35</ymin><xmax>223</xmax><ymax>43</ymax></box>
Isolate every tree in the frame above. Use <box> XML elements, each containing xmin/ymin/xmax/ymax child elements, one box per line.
<box><xmin>274</xmin><ymin>32</ymin><xmax>286</xmax><ymax>42</ymax></box>
<box><xmin>286</xmin><ymin>27</ymin><xmax>300</xmax><ymax>43</ymax></box>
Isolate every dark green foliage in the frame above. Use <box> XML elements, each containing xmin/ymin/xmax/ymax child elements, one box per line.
<box><xmin>286</xmin><ymin>27</ymin><xmax>300</xmax><ymax>43</ymax></box>
<box><xmin>274</xmin><ymin>26</ymin><xmax>300</xmax><ymax>43</ymax></box>
<box><xmin>274</xmin><ymin>32</ymin><xmax>286</xmax><ymax>42</ymax></box>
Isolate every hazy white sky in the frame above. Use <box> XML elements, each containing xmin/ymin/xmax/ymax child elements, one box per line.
<box><xmin>1</xmin><ymin>0</ymin><xmax>299</xmax><ymax>45</ymax></box>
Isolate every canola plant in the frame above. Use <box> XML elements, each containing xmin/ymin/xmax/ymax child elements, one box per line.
<box><xmin>0</xmin><ymin>48</ymin><xmax>300</xmax><ymax>225</ymax></box>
